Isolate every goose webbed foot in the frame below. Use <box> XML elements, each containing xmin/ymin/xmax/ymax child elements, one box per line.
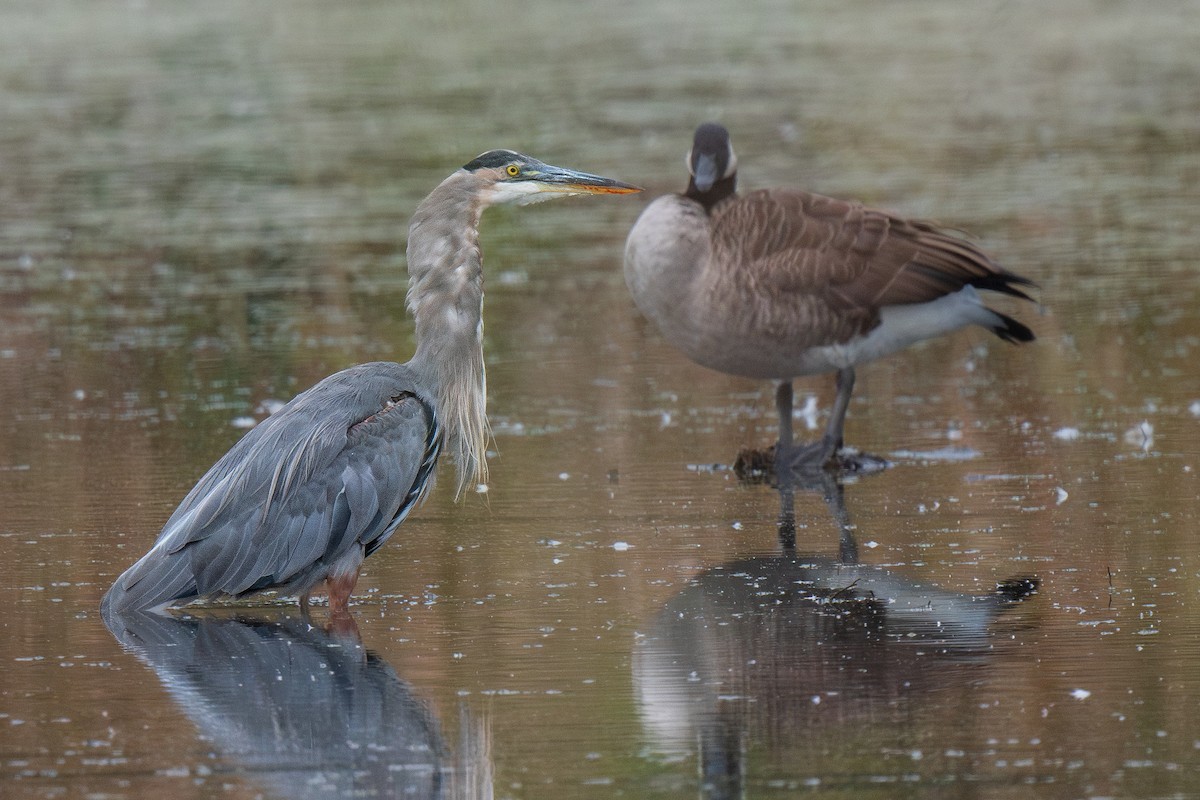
<box><xmin>777</xmin><ymin>439</ymin><xmax>890</xmax><ymax>479</ymax></box>
<box><xmin>733</xmin><ymin>440</ymin><xmax>889</xmax><ymax>483</ymax></box>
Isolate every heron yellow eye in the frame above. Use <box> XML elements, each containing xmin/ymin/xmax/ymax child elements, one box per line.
<box><xmin>505</xmin><ymin>164</ymin><xmax>520</xmax><ymax>177</ymax></box>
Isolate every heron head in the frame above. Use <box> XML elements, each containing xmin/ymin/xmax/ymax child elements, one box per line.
<box><xmin>686</xmin><ymin>122</ymin><xmax>738</xmax><ymax>193</ymax></box>
<box><xmin>463</xmin><ymin>150</ymin><xmax>641</xmax><ymax>206</ymax></box>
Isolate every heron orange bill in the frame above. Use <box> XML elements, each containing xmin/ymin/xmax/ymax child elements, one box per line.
<box><xmin>557</xmin><ymin>181</ymin><xmax>642</xmax><ymax>195</ymax></box>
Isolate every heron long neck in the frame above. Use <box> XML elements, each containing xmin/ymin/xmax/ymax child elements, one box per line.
<box><xmin>406</xmin><ymin>170</ymin><xmax>490</xmax><ymax>498</ymax></box>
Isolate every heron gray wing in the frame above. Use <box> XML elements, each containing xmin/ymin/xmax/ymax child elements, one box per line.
<box><xmin>107</xmin><ymin>362</ymin><xmax>440</xmax><ymax>610</ymax></box>
<box><xmin>186</xmin><ymin>382</ymin><xmax>438</xmax><ymax>598</ymax></box>
<box><xmin>104</xmin><ymin>404</ymin><xmax>350</xmax><ymax>609</ymax></box>
<box><xmin>153</xmin><ymin>407</ymin><xmax>351</xmax><ymax>558</ymax></box>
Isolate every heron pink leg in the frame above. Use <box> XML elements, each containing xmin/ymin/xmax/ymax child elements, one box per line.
<box><xmin>324</xmin><ymin>570</ymin><xmax>362</xmax><ymax>640</ymax></box>
<box><xmin>326</xmin><ymin>568</ymin><xmax>361</xmax><ymax>619</ymax></box>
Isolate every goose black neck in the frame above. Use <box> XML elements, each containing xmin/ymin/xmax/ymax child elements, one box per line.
<box><xmin>685</xmin><ymin>173</ymin><xmax>737</xmax><ymax>213</ymax></box>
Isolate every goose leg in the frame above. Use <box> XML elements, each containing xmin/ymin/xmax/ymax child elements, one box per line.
<box><xmin>774</xmin><ymin>381</ymin><xmax>795</xmax><ymax>453</ymax></box>
<box><xmin>776</xmin><ymin>378</ymin><xmax>831</xmax><ymax>474</ymax></box>
<box><xmin>777</xmin><ymin>368</ymin><xmax>868</xmax><ymax>475</ymax></box>
<box><xmin>775</xmin><ymin>464</ymin><xmax>797</xmax><ymax>550</ymax></box>
<box><xmin>822</xmin><ymin>367</ymin><xmax>889</xmax><ymax>474</ymax></box>
<box><xmin>824</xmin><ymin>367</ymin><xmax>856</xmax><ymax>456</ymax></box>
<box><xmin>775</xmin><ymin>380</ymin><xmax>825</xmax><ymax>475</ymax></box>
<box><xmin>819</xmin><ymin>471</ymin><xmax>858</xmax><ymax>564</ymax></box>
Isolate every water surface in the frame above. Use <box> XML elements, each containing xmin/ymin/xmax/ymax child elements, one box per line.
<box><xmin>2</xmin><ymin>1</ymin><xmax>1199</xmax><ymax>798</ymax></box>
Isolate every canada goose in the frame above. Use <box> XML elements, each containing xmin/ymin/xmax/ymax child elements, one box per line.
<box><xmin>624</xmin><ymin>123</ymin><xmax>1035</xmax><ymax>473</ymax></box>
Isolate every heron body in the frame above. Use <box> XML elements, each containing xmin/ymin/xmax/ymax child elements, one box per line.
<box><xmin>624</xmin><ymin>123</ymin><xmax>1035</xmax><ymax>471</ymax></box>
<box><xmin>102</xmin><ymin>151</ymin><xmax>638</xmax><ymax>617</ymax></box>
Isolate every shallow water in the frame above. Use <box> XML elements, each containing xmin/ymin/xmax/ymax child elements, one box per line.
<box><xmin>3</xmin><ymin>1</ymin><xmax>1200</xmax><ymax>798</ymax></box>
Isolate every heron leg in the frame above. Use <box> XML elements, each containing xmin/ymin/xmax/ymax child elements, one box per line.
<box><xmin>325</xmin><ymin>571</ymin><xmax>362</xmax><ymax>641</ymax></box>
<box><xmin>326</xmin><ymin>568</ymin><xmax>360</xmax><ymax>620</ymax></box>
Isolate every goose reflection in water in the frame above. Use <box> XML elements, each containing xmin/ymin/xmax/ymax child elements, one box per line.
<box><xmin>103</xmin><ymin>611</ymin><xmax>480</xmax><ymax>799</ymax></box>
<box><xmin>633</xmin><ymin>474</ymin><xmax>1038</xmax><ymax>798</ymax></box>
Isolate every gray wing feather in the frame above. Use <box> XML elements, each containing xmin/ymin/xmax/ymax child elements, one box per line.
<box><xmin>239</xmin><ymin>522</ymin><xmax>292</xmax><ymax>595</ymax></box>
<box><xmin>102</xmin><ymin>362</ymin><xmax>440</xmax><ymax>614</ymax></box>
<box><xmin>365</xmin><ymin>409</ymin><xmax>439</xmax><ymax>556</ymax></box>
<box><xmin>343</xmin><ymin>463</ymin><xmax>382</xmax><ymax>550</ymax></box>
<box><xmin>283</xmin><ymin>508</ymin><xmax>336</xmax><ymax>586</ymax></box>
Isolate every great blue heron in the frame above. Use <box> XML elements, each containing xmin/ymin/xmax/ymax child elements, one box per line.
<box><xmin>101</xmin><ymin>150</ymin><xmax>639</xmax><ymax>618</ymax></box>
<box><xmin>624</xmin><ymin>123</ymin><xmax>1036</xmax><ymax>473</ymax></box>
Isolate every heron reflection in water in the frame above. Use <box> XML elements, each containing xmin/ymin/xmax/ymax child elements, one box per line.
<box><xmin>104</xmin><ymin>611</ymin><xmax>493</xmax><ymax>799</ymax></box>
<box><xmin>102</xmin><ymin>151</ymin><xmax>639</xmax><ymax>620</ymax></box>
<box><xmin>633</xmin><ymin>474</ymin><xmax>1038</xmax><ymax>798</ymax></box>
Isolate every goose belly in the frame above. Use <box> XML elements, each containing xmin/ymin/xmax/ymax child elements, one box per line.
<box><xmin>658</xmin><ymin>287</ymin><xmax>994</xmax><ymax>381</ymax></box>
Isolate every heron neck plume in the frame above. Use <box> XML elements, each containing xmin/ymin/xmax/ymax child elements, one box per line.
<box><xmin>406</xmin><ymin>169</ymin><xmax>491</xmax><ymax>498</ymax></box>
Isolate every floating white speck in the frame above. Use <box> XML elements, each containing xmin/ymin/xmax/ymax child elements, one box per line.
<box><xmin>1055</xmin><ymin>487</ymin><xmax>1069</xmax><ymax>505</ymax></box>
<box><xmin>811</xmin><ymin>695</ymin><xmax>821</xmax><ymax>704</ymax></box>
<box><xmin>558</xmin><ymin>472</ymin><xmax>570</xmax><ymax>481</ymax></box>
<box><xmin>731</xmin><ymin>522</ymin><xmax>743</xmax><ymax>531</ymax></box>
<box><xmin>1189</xmin><ymin>400</ymin><xmax>1200</xmax><ymax>418</ymax></box>
<box><xmin>1070</xmin><ymin>689</ymin><xmax>1091</xmax><ymax>700</ymax></box>
<box><xmin>612</xmin><ymin>541</ymin><xmax>631</xmax><ymax>551</ymax></box>
<box><xmin>257</xmin><ymin>398</ymin><xmax>286</xmax><ymax>415</ymax></box>
<box><xmin>889</xmin><ymin>446</ymin><xmax>980</xmax><ymax>462</ymax></box>
<box><xmin>1053</xmin><ymin>427</ymin><xmax>1081</xmax><ymax>441</ymax></box>
<box><xmin>1123</xmin><ymin>421</ymin><xmax>1154</xmax><ymax>450</ymax></box>
<box><xmin>659</xmin><ymin>411</ymin><xmax>672</xmax><ymax>429</ymax></box>
<box><xmin>475</xmin><ymin>483</ymin><xmax>488</xmax><ymax>494</ymax></box>
<box><xmin>73</xmin><ymin>389</ymin><xmax>86</xmax><ymax>401</ymax></box>
<box><xmin>796</xmin><ymin>395</ymin><xmax>820</xmax><ymax>431</ymax></box>
<box><xmin>864</xmin><ymin>540</ymin><xmax>879</xmax><ymax>549</ymax></box>
<box><xmin>494</xmin><ymin>420</ymin><xmax>526</xmax><ymax>435</ymax></box>
<box><xmin>230</xmin><ymin>416</ymin><xmax>257</xmax><ymax>429</ymax></box>
<box><xmin>946</xmin><ymin>426</ymin><xmax>964</xmax><ymax>441</ymax></box>
<box><xmin>496</xmin><ymin>269</ymin><xmax>528</xmax><ymax>286</ymax></box>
